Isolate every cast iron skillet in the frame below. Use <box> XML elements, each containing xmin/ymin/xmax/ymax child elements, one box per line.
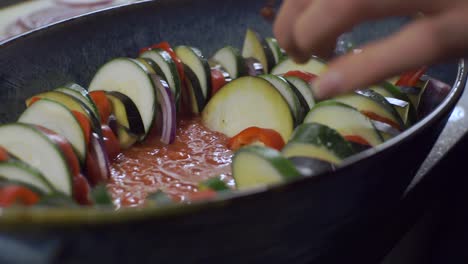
<box><xmin>0</xmin><ymin>0</ymin><xmax>466</xmax><ymax>263</ymax></box>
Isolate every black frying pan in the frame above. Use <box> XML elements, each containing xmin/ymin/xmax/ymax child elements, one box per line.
<box><xmin>0</xmin><ymin>0</ymin><xmax>466</xmax><ymax>263</ymax></box>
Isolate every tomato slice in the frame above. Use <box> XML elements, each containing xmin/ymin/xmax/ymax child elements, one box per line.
<box><xmin>89</xmin><ymin>91</ymin><xmax>112</xmax><ymax>124</ymax></box>
<box><xmin>211</xmin><ymin>68</ymin><xmax>227</xmax><ymax>96</ymax></box>
<box><xmin>0</xmin><ymin>185</ymin><xmax>40</xmax><ymax>207</ymax></box>
<box><xmin>344</xmin><ymin>135</ymin><xmax>371</xmax><ymax>146</ymax></box>
<box><xmin>396</xmin><ymin>66</ymin><xmax>428</xmax><ymax>87</ymax></box>
<box><xmin>73</xmin><ymin>173</ymin><xmax>92</xmax><ymax>206</ymax></box>
<box><xmin>228</xmin><ymin>127</ymin><xmax>285</xmax><ymax>151</ymax></box>
<box><xmin>283</xmin><ymin>70</ymin><xmax>318</xmax><ymax>84</ymax></box>
<box><xmin>71</xmin><ymin>110</ymin><xmax>92</xmax><ymax>146</ymax></box>
<box><xmin>140</xmin><ymin>41</ymin><xmax>185</xmax><ymax>83</ymax></box>
<box><xmin>101</xmin><ymin>124</ymin><xmax>120</xmax><ymax>161</ymax></box>
<box><xmin>0</xmin><ymin>147</ymin><xmax>10</xmax><ymax>162</ymax></box>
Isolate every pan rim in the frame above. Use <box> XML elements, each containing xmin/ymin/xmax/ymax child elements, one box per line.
<box><xmin>0</xmin><ymin>0</ymin><xmax>466</xmax><ymax>228</ymax></box>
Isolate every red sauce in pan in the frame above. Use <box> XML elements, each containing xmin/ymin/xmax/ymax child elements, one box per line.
<box><xmin>107</xmin><ymin>117</ymin><xmax>233</xmax><ymax>208</ymax></box>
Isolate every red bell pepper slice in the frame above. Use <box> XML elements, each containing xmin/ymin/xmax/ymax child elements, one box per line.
<box><xmin>0</xmin><ymin>185</ymin><xmax>40</xmax><ymax>207</ymax></box>
<box><xmin>396</xmin><ymin>66</ymin><xmax>428</xmax><ymax>87</ymax></box>
<box><xmin>361</xmin><ymin>111</ymin><xmax>402</xmax><ymax>131</ymax></box>
<box><xmin>27</xmin><ymin>96</ymin><xmax>42</xmax><ymax>107</ymax></box>
<box><xmin>89</xmin><ymin>91</ymin><xmax>112</xmax><ymax>124</ymax></box>
<box><xmin>344</xmin><ymin>135</ymin><xmax>371</xmax><ymax>146</ymax></box>
<box><xmin>283</xmin><ymin>70</ymin><xmax>318</xmax><ymax>84</ymax></box>
<box><xmin>71</xmin><ymin>111</ymin><xmax>91</xmax><ymax>146</ymax></box>
<box><xmin>0</xmin><ymin>147</ymin><xmax>10</xmax><ymax>162</ymax></box>
<box><xmin>228</xmin><ymin>127</ymin><xmax>285</xmax><ymax>151</ymax></box>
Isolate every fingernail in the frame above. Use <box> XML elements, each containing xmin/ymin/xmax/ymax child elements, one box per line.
<box><xmin>311</xmin><ymin>70</ymin><xmax>342</xmax><ymax>100</ymax></box>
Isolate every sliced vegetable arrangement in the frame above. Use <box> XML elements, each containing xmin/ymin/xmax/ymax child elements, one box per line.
<box><xmin>0</xmin><ymin>28</ymin><xmax>450</xmax><ymax>208</ymax></box>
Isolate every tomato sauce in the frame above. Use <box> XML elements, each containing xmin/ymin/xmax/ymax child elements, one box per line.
<box><xmin>108</xmin><ymin>117</ymin><xmax>233</xmax><ymax>208</ymax></box>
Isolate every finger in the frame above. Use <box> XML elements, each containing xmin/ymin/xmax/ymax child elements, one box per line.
<box><xmin>312</xmin><ymin>7</ymin><xmax>468</xmax><ymax>99</ymax></box>
<box><xmin>273</xmin><ymin>0</ymin><xmax>313</xmax><ymax>60</ymax></box>
<box><xmin>291</xmin><ymin>0</ymin><xmax>444</xmax><ymax>63</ymax></box>
<box><xmin>292</xmin><ymin>0</ymin><xmax>370</xmax><ymax>62</ymax></box>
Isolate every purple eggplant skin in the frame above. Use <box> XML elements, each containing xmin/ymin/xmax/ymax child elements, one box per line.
<box><xmin>419</xmin><ymin>78</ymin><xmax>452</xmax><ymax>118</ymax></box>
<box><xmin>245</xmin><ymin>57</ymin><xmax>265</xmax><ymax>76</ymax></box>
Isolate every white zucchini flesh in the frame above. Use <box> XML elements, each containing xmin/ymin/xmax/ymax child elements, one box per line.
<box><xmin>175</xmin><ymin>46</ymin><xmax>211</xmax><ymax>100</ymax></box>
<box><xmin>0</xmin><ymin>161</ymin><xmax>55</xmax><ymax>194</ymax></box>
<box><xmin>304</xmin><ymin>102</ymin><xmax>384</xmax><ymax>146</ymax></box>
<box><xmin>282</xmin><ymin>143</ymin><xmax>342</xmax><ymax>164</ymax></box>
<box><xmin>0</xmin><ymin>123</ymin><xmax>73</xmax><ymax>196</ymax></box>
<box><xmin>334</xmin><ymin>93</ymin><xmax>403</xmax><ymax>128</ymax></box>
<box><xmin>202</xmin><ymin>76</ymin><xmax>294</xmax><ymax>142</ymax></box>
<box><xmin>88</xmin><ymin>58</ymin><xmax>157</xmax><ymax>135</ymax></box>
<box><xmin>265</xmin><ymin>37</ymin><xmax>285</xmax><ymax>64</ymax></box>
<box><xmin>285</xmin><ymin>76</ymin><xmax>315</xmax><ymax>109</ymax></box>
<box><xmin>55</xmin><ymin>83</ymin><xmax>100</xmax><ymax>121</ymax></box>
<box><xmin>140</xmin><ymin>49</ymin><xmax>181</xmax><ymax>103</ymax></box>
<box><xmin>272</xmin><ymin>57</ymin><xmax>327</xmax><ymax>76</ymax></box>
<box><xmin>259</xmin><ymin>75</ymin><xmax>301</xmax><ymax>123</ymax></box>
<box><xmin>18</xmin><ymin>99</ymin><xmax>86</xmax><ymax>163</ymax></box>
<box><xmin>242</xmin><ymin>29</ymin><xmax>275</xmax><ymax>72</ymax></box>
<box><xmin>212</xmin><ymin>46</ymin><xmax>244</xmax><ymax>79</ymax></box>
<box><xmin>232</xmin><ymin>146</ymin><xmax>300</xmax><ymax>190</ymax></box>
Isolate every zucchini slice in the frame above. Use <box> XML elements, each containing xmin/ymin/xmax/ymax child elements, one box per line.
<box><xmin>140</xmin><ymin>49</ymin><xmax>181</xmax><ymax>105</ymax></box>
<box><xmin>288</xmin><ymin>157</ymin><xmax>335</xmax><ymax>177</ymax></box>
<box><xmin>396</xmin><ymin>80</ymin><xmax>427</xmax><ymax>111</ymax></box>
<box><xmin>108</xmin><ymin>116</ymin><xmax>139</xmax><ymax>149</ymax></box>
<box><xmin>242</xmin><ymin>28</ymin><xmax>276</xmax><ymax>72</ymax></box>
<box><xmin>282</xmin><ymin>123</ymin><xmax>355</xmax><ymax>164</ymax></box>
<box><xmin>271</xmin><ymin>56</ymin><xmax>327</xmax><ymax>75</ymax></box>
<box><xmin>285</xmin><ymin>76</ymin><xmax>315</xmax><ymax>110</ymax></box>
<box><xmin>211</xmin><ymin>46</ymin><xmax>246</xmax><ymax>79</ymax></box>
<box><xmin>0</xmin><ymin>123</ymin><xmax>73</xmax><ymax>196</ymax></box>
<box><xmin>174</xmin><ymin>46</ymin><xmax>212</xmax><ymax>101</ymax></box>
<box><xmin>18</xmin><ymin>99</ymin><xmax>87</xmax><ymax>163</ymax></box>
<box><xmin>232</xmin><ymin>145</ymin><xmax>300</xmax><ymax>190</ymax></box>
<box><xmin>304</xmin><ymin>101</ymin><xmax>384</xmax><ymax>147</ymax></box>
<box><xmin>259</xmin><ymin>74</ymin><xmax>303</xmax><ymax>125</ymax></box>
<box><xmin>89</xmin><ymin>58</ymin><xmax>158</xmax><ymax>137</ymax></box>
<box><xmin>0</xmin><ymin>160</ymin><xmax>55</xmax><ymax>194</ymax></box>
<box><xmin>198</xmin><ymin>177</ymin><xmax>229</xmax><ymax>191</ymax></box>
<box><xmin>26</xmin><ymin>90</ymin><xmax>101</xmax><ymax>137</ymax></box>
<box><xmin>55</xmin><ymin>83</ymin><xmax>100</xmax><ymax>121</ymax></box>
<box><xmin>334</xmin><ymin>90</ymin><xmax>405</xmax><ymax>130</ymax></box>
<box><xmin>265</xmin><ymin>37</ymin><xmax>286</xmax><ymax>64</ymax></box>
<box><xmin>105</xmin><ymin>91</ymin><xmax>145</xmax><ymax>137</ymax></box>
<box><xmin>371</xmin><ymin>82</ymin><xmax>417</xmax><ymax>125</ymax></box>
<box><xmin>183</xmin><ymin>66</ymin><xmax>206</xmax><ymax>114</ymax></box>
<box><xmin>136</xmin><ymin>57</ymin><xmax>167</xmax><ymax>80</ymax></box>
<box><xmin>202</xmin><ymin>76</ymin><xmax>294</xmax><ymax>141</ymax></box>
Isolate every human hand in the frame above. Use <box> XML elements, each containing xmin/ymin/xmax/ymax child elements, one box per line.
<box><xmin>273</xmin><ymin>0</ymin><xmax>468</xmax><ymax>99</ymax></box>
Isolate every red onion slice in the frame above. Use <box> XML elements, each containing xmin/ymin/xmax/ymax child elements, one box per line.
<box><xmin>419</xmin><ymin>78</ymin><xmax>451</xmax><ymax>118</ymax></box>
<box><xmin>150</xmin><ymin>75</ymin><xmax>177</xmax><ymax>144</ymax></box>
<box><xmin>85</xmin><ymin>132</ymin><xmax>111</xmax><ymax>186</ymax></box>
